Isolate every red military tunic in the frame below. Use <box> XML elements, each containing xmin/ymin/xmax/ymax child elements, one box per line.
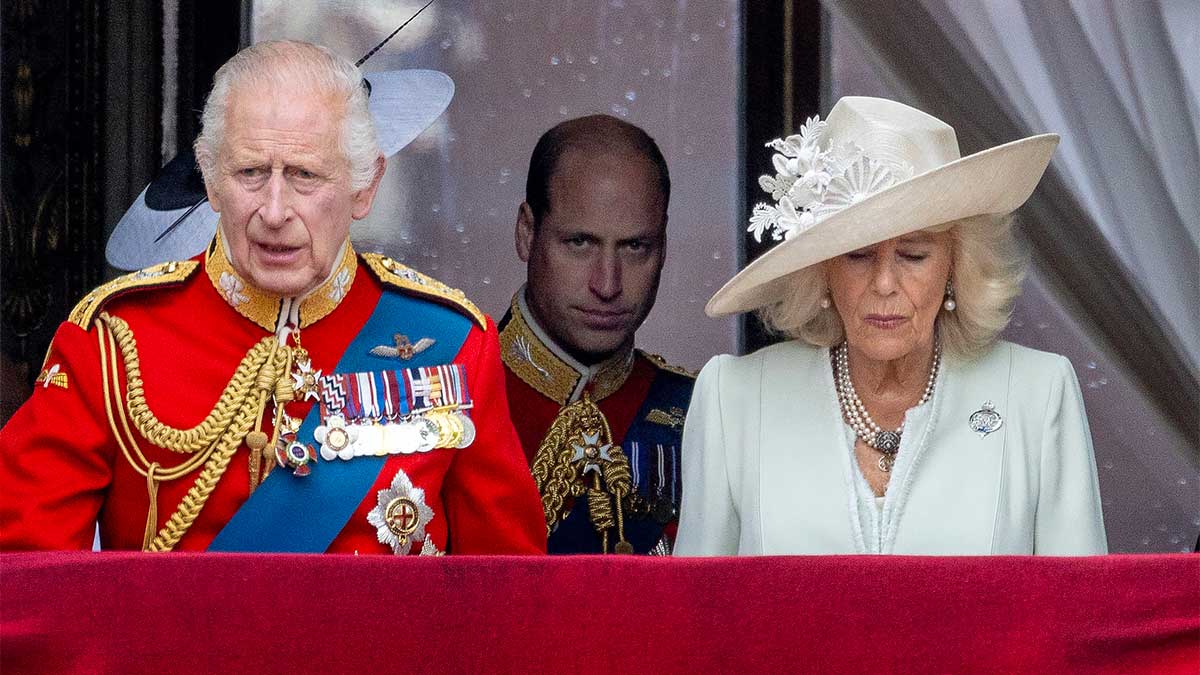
<box><xmin>498</xmin><ymin>290</ymin><xmax>694</xmax><ymax>554</ymax></box>
<box><xmin>0</xmin><ymin>236</ymin><xmax>546</xmax><ymax>555</ymax></box>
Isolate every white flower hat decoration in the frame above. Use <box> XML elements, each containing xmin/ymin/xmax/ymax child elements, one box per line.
<box><xmin>708</xmin><ymin>96</ymin><xmax>1059</xmax><ymax>317</ymax></box>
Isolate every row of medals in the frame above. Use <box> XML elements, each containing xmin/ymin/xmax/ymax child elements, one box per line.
<box><xmin>350</xmin><ymin>408</ymin><xmax>477</xmax><ymax>455</ymax></box>
<box><xmin>276</xmin><ymin>348</ymin><xmax>475</xmax><ymax>468</ymax></box>
<box><xmin>623</xmin><ymin>490</ymin><xmax>676</xmax><ymax>525</ymax></box>
<box><xmin>310</xmin><ymin>408</ymin><xmax>477</xmax><ymax>461</ymax></box>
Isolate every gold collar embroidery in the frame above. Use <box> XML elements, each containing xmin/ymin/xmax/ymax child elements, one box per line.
<box><xmin>498</xmin><ymin>291</ymin><xmax>634</xmax><ymax>406</ymax></box>
<box><xmin>205</xmin><ymin>231</ymin><xmax>358</xmax><ymax>331</ymax></box>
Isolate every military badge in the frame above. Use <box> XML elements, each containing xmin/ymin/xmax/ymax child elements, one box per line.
<box><xmin>571</xmin><ymin>431</ymin><xmax>614</xmax><ymax>477</ymax></box>
<box><xmin>274</xmin><ymin>433</ymin><xmax>317</xmax><ymax>477</ymax></box>
<box><xmin>35</xmin><ymin>363</ymin><xmax>69</xmax><ymax>390</ymax></box>
<box><xmin>420</xmin><ymin>537</ymin><xmax>446</xmax><ymax>556</ymax></box>
<box><xmin>645</xmin><ymin>406</ymin><xmax>686</xmax><ymax>430</ymax></box>
<box><xmin>511</xmin><ymin>335</ymin><xmax>551</xmax><ymax>380</ymax></box>
<box><xmin>369</xmin><ymin>333</ymin><xmax>436</xmax><ymax>361</ymax></box>
<box><xmin>367</xmin><ymin>468</ymin><xmax>434</xmax><ymax>555</ymax></box>
<box><xmin>290</xmin><ymin>347</ymin><xmax>322</xmax><ymax>402</ymax></box>
<box><xmin>315</xmin><ymin>414</ymin><xmax>359</xmax><ymax>461</ymax></box>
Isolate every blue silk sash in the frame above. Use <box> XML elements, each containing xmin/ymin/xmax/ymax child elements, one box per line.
<box><xmin>209</xmin><ymin>291</ymin><xmax>472</xmax><ymax>552</ymax></box>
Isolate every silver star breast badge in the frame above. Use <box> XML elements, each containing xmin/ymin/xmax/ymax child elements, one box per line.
<box><xmin>367</xmin><ymin>468</ymin><xmax>435</xmax><ymax>555</ymax></box>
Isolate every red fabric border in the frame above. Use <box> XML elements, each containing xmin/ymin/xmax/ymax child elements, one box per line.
<box><xmin>2</xmin><ymin>552</ymin><xmax>1197</xmax><ymax>674</ymax></box>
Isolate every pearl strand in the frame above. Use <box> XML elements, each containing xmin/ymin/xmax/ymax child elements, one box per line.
<box><xmin>833</xmin><ymin>341</ymin><xmax>940</xmax><ymax>470</ymax></box>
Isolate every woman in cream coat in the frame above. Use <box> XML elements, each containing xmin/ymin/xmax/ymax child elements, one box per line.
<box><xmin>675</xmin><ymin>97</ymin><xmax>1106</xmax><ymax>556</ymax></box>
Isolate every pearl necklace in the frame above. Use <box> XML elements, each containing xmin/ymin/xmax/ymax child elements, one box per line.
<box><xmin>833</xmin><ymin>341</ymin><xmax>941</xmax><ymax>473</ymax></box>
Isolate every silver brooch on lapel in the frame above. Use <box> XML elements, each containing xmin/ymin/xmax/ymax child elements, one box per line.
<box><xmin>968</xmin><ymin>400</ymin><xmax>1004</xmax><ymax>438</ymax></box>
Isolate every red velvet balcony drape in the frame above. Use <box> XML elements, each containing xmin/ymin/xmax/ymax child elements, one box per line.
<box><xmin>2</xmin><ymin>552</ymin><xmax>1197</xmax><ymax>674</ymax></box>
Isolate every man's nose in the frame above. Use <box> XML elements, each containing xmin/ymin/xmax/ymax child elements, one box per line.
<box><xmin>589</xmin><ymin>250</ymin><xmax>622</xmax><ymax>302</ymax></box>
<box><xmin>258</xmin><ymin>172</ymin><xmax>291</xmax><ymax>227</ymax></box>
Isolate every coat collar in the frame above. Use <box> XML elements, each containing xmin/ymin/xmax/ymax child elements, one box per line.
<box><xmin>204</xmin><ymin>230</ymin><xmax>358</xmax><ymax>332</ymax></box>
<box><xmin>498</xmin><ymin>288</ymin><xmax>635</xmax><ymax>405</ymax></box>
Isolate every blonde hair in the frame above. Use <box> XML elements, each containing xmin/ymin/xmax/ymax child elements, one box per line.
<box><xmin>194</xmin><ymin>40</ymin><xmax>380</xmax><ymax>191</ymax></box>
<box><xmin>756</xmin><ymin>213</ymin><xmax>1026</xmax><ymax>360</ymax></box>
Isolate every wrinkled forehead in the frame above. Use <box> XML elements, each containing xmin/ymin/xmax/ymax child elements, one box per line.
<box><xmin>220</xmin><ymin>82</ymin><xmax>346</xmax><ymax>156</ymax></box>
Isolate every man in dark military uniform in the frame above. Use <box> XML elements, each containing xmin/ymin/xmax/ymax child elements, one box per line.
<box><xmin>500</xmin><ymin>115</ymin><xmax>695</xmax><ymax>555</ymax></box>
<box><xmin>0</xmin><ymin>40</ymin><xmax>546</xmax><ymax>555</ymax></box>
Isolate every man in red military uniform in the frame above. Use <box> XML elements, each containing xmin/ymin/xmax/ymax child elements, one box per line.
<box><xmin>500</xmin><ymin>115</ymin><xmax>695</xmax><ymax>555</ymax></box>
<box><xmin>0</xmin><ymin>40</ymin><xmax>545</xmax><ymax>555</ymax></box>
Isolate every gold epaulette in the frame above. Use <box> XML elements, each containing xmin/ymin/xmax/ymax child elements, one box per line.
<box><xmin>68</xmin><ymin>261</ymin><xmax>199</xmax><ymax>329</ymax></box>
<box><xmin>639</xmin><ymin>350</ymin><xmax>697</xmax><ymax>379</ymax></box>
<box><xmin>361</xmin><ymin>253</ymin><xmax>487</xmax><ymax>330</ymax></box>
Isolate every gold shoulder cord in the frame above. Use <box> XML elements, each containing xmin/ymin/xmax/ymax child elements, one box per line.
<box><xmin>96</xmin><ymin>312</ymin><xmax>295</xmax><ymax>551</ymax></box>
<box><xmin>530</xmin><ymin>395</ymin><xmax>634</xmax><ymax>553</ymax></box>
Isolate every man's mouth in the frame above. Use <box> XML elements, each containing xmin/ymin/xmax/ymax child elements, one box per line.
<box><xmin>576</xmin><ymin>308</ymin><xmax>631</xmax><ymax>331</ymax></box>
<box><xmin>254</xmin><ymin>242</ymin><xmax>303</xmax><ymax>265</ymax></box>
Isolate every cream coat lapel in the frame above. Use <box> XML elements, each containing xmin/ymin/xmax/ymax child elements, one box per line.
<box><xmin>890</xmin><ymin>343</ymin><xmax>1012</xmax><ymax>554</ymax></box>
<box><xmin>757</xmin><ymin>344</ymin><xmax>858</xmax><ymax>554</ymax></box>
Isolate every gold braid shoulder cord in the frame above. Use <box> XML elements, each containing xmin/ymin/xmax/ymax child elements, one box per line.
<box><xmin>96</xmin><ymin>312</ymin><xmax>295</xmax><ymax>551</ymax></box>
<box><xmin>530</xmin><ymin>394</ymin><xmax>634</xmax><ymax>553</ymax></box>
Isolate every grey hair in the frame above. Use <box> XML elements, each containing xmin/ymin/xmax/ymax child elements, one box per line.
<box><xmin>194</xmin><ymin>40</ymin><xmax>380</xmax><ymax>191</ymax></box>
<box><xmin>756</xmin><ymin>213</ymin><xmax>1026</xmax><ymax>360</ymax></box>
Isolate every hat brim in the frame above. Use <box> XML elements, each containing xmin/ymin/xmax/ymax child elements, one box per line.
<box><xmin>706</xmin><ymin>133</ymin><xmax>1059</xmax><ymax>317</ymax></box>
<box><xmin>105</xmin><ymin>69</ymin><xmax>455</xmax><ymax>271</ymax></box>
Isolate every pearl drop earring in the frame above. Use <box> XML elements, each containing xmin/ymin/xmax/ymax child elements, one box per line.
<box><xmin>943</xmin><ymin>280</ymin><xmax>956</xmax><ymax>311</ymax></box>
<box><xmin>820</xmin><ymin>295</ymin><xmax>831</xmax><ymax>309</ymax></box>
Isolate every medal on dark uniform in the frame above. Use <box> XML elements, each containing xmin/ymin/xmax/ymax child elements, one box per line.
<box><xmin>649</xmin><ymin>443</ymin><xmax>678</xmax><ymax>524</ymax></box>
<box><xmin>625</xmin><ymin>492</ymin><xmax>650</xmax><ymax>520</ymax></box>
<box><xmin>651</xmin><ymin>497</ymin><xmax>674</xmax><ymax>524</ymax></box>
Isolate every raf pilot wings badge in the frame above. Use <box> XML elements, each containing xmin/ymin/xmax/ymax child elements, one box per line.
<box><xmin>370</xmin><ymin>334</ymin><xmax>436</xmax><ymax>360</ymax></box>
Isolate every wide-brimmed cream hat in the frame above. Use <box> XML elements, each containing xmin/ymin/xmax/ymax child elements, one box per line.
<box><xmin>707</xmin><ymin>96</ymin><xmax>1058</xmax><ymax>317</ymax></box>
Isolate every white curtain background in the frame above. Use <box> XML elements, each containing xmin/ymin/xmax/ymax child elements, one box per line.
<box><xmin>940</xmin><ymin>0</ymin><xmax>1199</xmax><ymax>373</ymax></box>
<box><xmin>825</xmin><ymin>0</ymin><xmax>1199</xmax><ymax>552</ymax></box>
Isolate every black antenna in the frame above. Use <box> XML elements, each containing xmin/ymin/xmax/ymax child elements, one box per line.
<box><xmin>356</xmin><ymin>0</ymin><xmax>437</xmax><ymax>67</ymax></box>
<box><xmin>155</xmin><ymin>0</ymin><xmax>438</xmax><ymax>244</ymax></box>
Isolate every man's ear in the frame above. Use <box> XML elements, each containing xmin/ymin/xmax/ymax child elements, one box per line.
<box><xmin>351</xmin><ymin>155</ymin><xmax>387</xmax><ymax>220</ymax></box>
<box><xmin>205</xmin><ymin>177</ymin><xmax>222</xmax><ymax>213</ymax></box>
<box><xmin>515</xmin><ymin>202</ymin><xmax>536</xmax><ymax>263</ymax></box>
